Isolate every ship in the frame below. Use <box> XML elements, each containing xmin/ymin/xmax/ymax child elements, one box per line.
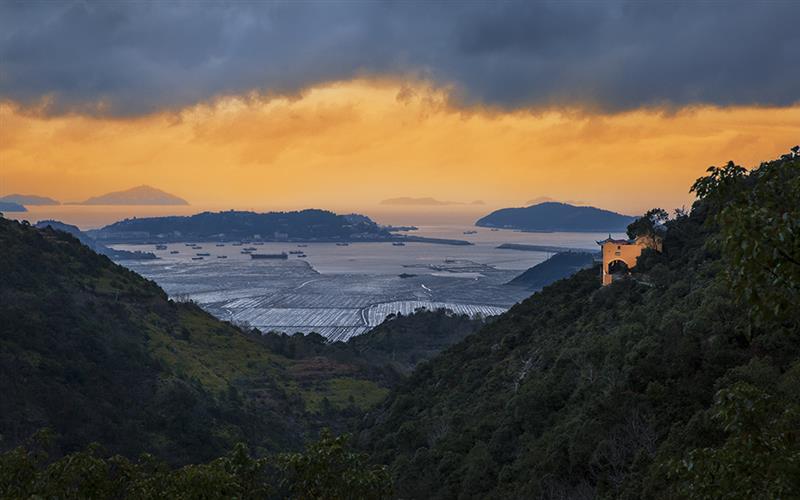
<box><xmin>250</xmin><ymin>252</ymin><xmax>288</xmax><ymax>260</ymax></box>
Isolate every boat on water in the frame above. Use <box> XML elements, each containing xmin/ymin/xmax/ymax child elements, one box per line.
<box><xmin>196</xmin><ymin>252</ymin><xmax>210</xmax><ymax>256</ymax></box>
<box><xmin>191</xmin><ymin>257</ymin><xmax>204</xmax><ymax>260</ymax></box>
<box><xmin>251</xmin><ymin>252</ymin><xmax>288</xmax><ymax>260</ymax></box>
<box><xmin>155</xmin><ymin>244</ymin><xmax>167</xmax><ymax>250</ymax></box>
<box><xmin>392</xmin><ymin>242</ymin><xmax>406</xmax><ymax>246</ymax></box>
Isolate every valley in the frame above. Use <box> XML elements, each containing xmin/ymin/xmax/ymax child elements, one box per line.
<box><xmin>111</xmin><ymin>226</ymin><xmax>611</xmax><ymax>341</ymax></box>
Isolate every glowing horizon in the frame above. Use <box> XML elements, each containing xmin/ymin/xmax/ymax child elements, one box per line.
<box><xmin>2</xmin><ymin>79</ymin><xmax>798</xmax><ymax>219</ymax></box>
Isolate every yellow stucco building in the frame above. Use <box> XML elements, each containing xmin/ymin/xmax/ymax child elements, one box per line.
<box><xmin>598</xmin><ymin>235</ymin><xmax>662</xmax><ymax>285</ymax></box>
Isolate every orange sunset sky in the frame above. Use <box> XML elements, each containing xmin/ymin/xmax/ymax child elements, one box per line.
<box><xmin>3</xmin><ymin>80</ymin><xmax>798</xmax><ymax>216</ymax></box>
<box><xmin>1</xmin><ymin>2</ymin><xmax>799</xmax><ymax>220</ymax></box>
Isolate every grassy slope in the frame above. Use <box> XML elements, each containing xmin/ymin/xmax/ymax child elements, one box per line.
<box><xmin>0</xmin><ymin>217</ymin><xmax>388</xmax><ymax>464</ymax></box>
<box><xmin>358</xmin><ymin>204</ymin><xmax>800</xmax><ymax>498</ymax></box>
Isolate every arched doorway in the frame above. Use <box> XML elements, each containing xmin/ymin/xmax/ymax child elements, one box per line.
<box><xmin>607</xmin><ymin>259</ymin><xmax>630</xmax><ymax>279</ymax></box>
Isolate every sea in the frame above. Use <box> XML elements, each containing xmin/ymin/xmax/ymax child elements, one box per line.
<box><xmin>9</xmin><ymin>205</ymin><xmax>624</xmax><ymax>341</ymax></box>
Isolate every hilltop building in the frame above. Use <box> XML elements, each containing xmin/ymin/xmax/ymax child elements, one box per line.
<box><xmin>597</xmin><ymin>234</ymin><xmax>662</xmax><ymax>285</ymax></box>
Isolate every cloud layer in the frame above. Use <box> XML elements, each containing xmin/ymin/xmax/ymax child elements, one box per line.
<box><xmin>2</xmin><ymin>1</ymin><xmax>798</xmax><ymax>116</ymax></box>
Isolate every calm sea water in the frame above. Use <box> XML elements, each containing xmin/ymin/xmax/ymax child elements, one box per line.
<box><xmin>10</xmin><ymin>205</ymin><xmax>622</xmax><ymax>339</ymax></box>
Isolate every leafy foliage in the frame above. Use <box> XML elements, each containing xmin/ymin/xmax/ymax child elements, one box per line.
<box><xmin>664</xmin><ymin>382</ymin><xmax>800</xmax><ymax>499</ymax></box>
<box><xmin>626</xmin><ymin>207</ymin><xmax>668</xmax><ymax>239</ymax></box>
<box><xmin>691</xmin><ymin>150</ymin><xmax>800</xmax><ymax>326</ymax></box>
<box><xmin>0</xmin><ymin>429</ymin><xmax>390</xmax><ymax>499</ymax></box>
<box><xmin>358</xmin><ymin>150</ymin><xmax>800</xmax><ymax>498</ymax></box>
<box><xmin>278</xmin><ymin>430</ymin><xmax>391</xmax><ymax>500</ymax></box>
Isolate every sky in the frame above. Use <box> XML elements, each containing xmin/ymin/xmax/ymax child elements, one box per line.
<box><xmin>1</xmin><ymin>1</ymin><xmax>799</xmax><ymax>218</ymax></box>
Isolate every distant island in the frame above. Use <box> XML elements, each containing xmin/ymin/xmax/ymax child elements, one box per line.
<box><xmin>89</xmin><ymin>209</ymin><xmax>384</xmax><ymax>243</ymax></box>
<box><xmin>0</xmin><ymin>201</ymin><xmax>27</xmax><ymax>212</ymax></box>
<box><xmin>72</xmin><ymin>185</ymin><xmax>189</xmax><ymax>205</ymax></box>
<box><xmin>0</xmin><ymin>194</ymin><xmax>60</xmax><ymax>205</ymax></box>
<box><xmin>88</xmin><ymin>209</ymin><xmax>471</xmax><ymax>245</ymax></box>
<box><xmin>381</xmin><ymin>197</ymin><xmax>484</xmax><ymax>206</ymax></box>
<box><xmin>476</xmin><ymin>202</ymin><xmax>635</xmax><ymax>232</ymax></box>
<box><xmin>35</xmin><ymin>220</ymin><xmax>156</xmax><ymax>260</ymax></box>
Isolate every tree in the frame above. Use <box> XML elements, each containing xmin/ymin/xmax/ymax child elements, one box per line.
<box><xmin>664</xmin><ymin>382</ymin><xmax>800</xmax><ymax>500</ymax></box>
<box><xmin>626</xmin><ymin>208</ymin><xmax>668</xmax><ymax>240</ymax></box>
<box><xmin>277</xmin><ymin>430</ymin><xmax>391</xmax><ymax>500</ymax></box>
<box><xmin>691</xmin><ymin>150</ymin><xmax>800</xmax><ymax>326</ymax></box>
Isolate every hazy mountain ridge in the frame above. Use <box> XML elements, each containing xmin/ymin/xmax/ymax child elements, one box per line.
<box><xmin>0</xmin><ymin>194</ymin><xmax>60</xmax><ymax>205</ymax></box>
<box><xmin>0</xmin><ymin>202</ymin><xmax>27</xmax><ymax>212</ymax></box>
<box><xmin>381</xmin><ymin>197</ymin><xmax>484</xmax><ymax>206</ymax></box>
<box><xmin>476</xmin><ymin>201</ymin><xmax>635</xmax><ymax>232</ymax></box>
<box><xmin>72</xmin><ymin>185</ymin><xmax>188</xmax><ymax>205</ymax></box>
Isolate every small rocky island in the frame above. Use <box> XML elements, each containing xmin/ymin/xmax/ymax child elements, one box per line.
<box><xmin>476</xmin><ymin>201</ymin><xmax>635</xmax><ymax>232</ymax></box>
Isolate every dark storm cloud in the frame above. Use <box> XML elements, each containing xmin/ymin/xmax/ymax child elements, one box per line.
<box><xmin>1</xmin><ymin>1</ymin><xmax>798</xmax><ymax>115</ymax></box>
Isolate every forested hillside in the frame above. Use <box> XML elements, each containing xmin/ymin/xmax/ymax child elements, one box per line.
<box><xmin>359</xmin><ymin>151</ymin><xmax>800</xmax><ymax>498</ymax></box>
<box><xmin>0</xmin><ymin>217</ymin><xmax>395</xmax><ymax>464</ymax></box>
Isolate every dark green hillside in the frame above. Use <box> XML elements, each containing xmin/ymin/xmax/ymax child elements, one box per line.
<box><xmin>507</xmin><ymin>251</ymin><xmax>596</xmax><ymax>290</ymax></box>
<box><xmin>0</xmin><ymin>217</ymin><xmax>391</xmax><ymax>464</ymax></box>
<box><xmin>345</xmin><ymin>310</ymin><xmax>487</xmax><ymax>375</ymax></box>
<box><xmin>359</xmin><ymin>152</ymin><xmax>800</xmax><ymax>498</ymax></box>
